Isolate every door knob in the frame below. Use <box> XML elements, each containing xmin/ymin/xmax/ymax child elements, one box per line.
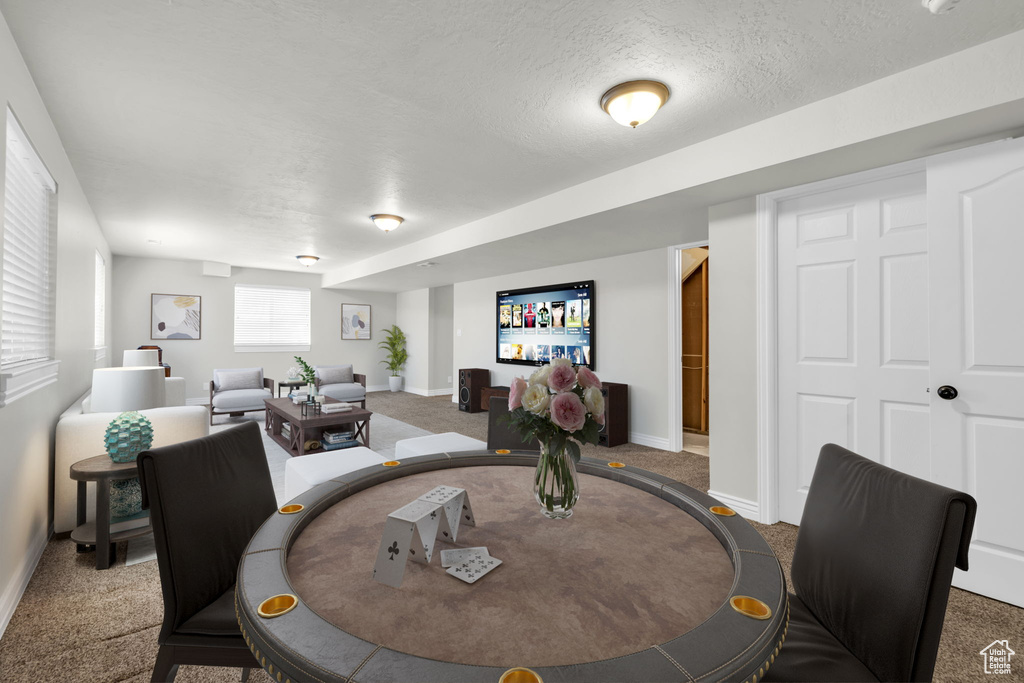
<box><xmin>937</xmin><ymin>385</ymin><xmax>958</xmax><ymax>400</ymax></box>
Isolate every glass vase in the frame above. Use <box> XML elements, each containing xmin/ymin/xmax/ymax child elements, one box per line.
<box><xmin>533</xmin><ymin>440</ymin><xmax>580</xmax><ymax>519</ymax></box>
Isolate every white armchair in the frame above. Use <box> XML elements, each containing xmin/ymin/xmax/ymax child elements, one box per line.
<box><xmin>120</xmin><ymin>349</ymin><xmax>186</xmax><ymax>407</ymax></box>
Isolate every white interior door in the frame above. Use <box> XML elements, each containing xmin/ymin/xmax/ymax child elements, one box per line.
<box><xmin>928</xmin><ymin>137</ymin><xmax>1024</xmax><ymax>607</ymax></box>
<box><xmin>776</xmin><ymin>171</ymin><xmax>929</xmax><ymax>524</ymax></box>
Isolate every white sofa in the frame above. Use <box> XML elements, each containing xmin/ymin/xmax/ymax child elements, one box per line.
<box><xmin>284</xmin><ymin>447</ymin><xmax>386</xmax><ymax>500</ymax></box>
<box><xmin>314</xmin><ymin>364</ymin><xmax>366</xmax><ymax>407</ymax></box>
<box><xmin>394</xmin><ymin>433</ymin><xmax>487</xmax><ymax>459</ymax></box>
<box><xmin>54</xmin><ymin>392</ymin><xmax>209</xmax><ymax>533</ymax></box>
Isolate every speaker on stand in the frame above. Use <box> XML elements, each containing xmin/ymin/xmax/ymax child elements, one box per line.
<box><xmin>597</xmin><ymin>382</ymin><xmax>629</xmax><ymax>447</ymax></box>
<box><xmin>458</xmin><ymin>368</ymin><xmax>490</xmax><ymax>413</ymax></box>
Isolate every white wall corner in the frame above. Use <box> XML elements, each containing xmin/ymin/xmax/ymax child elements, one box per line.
<box><xmin>628</xmin><ymin>432</ymin><xmax>671</xmax><ymax>451</ymax></box>
<box><xmin>0</xmin><ymin>523</ymin><xmax>49</xmax><ymax>639</ymax></box>
<box><xmin>707</xmin><ymin>490</ymin><xmax>760</xmax><ymax>521</ymax></box>
<box><xmin>403</xmin><ymin>385</ymin><xmax>430</xmax><ymax>397</ymax></box>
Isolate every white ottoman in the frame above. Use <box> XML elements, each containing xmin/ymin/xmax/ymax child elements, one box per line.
<box><xmin>393</xmin><ymin>432</ymin><xmax>487</xmax><ymax>460</ymax></box>
<box><xmin>284</xmin><ymin>447</ymin><xmax>387</xmax><ymax>500</ymax></box>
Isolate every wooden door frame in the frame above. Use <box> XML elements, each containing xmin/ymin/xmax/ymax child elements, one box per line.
<box><xmin>668</xmin><ymin>241</ymin><xmax>709</xmax><ymax>454</ymax></box>
<box><xmin>754</xmin><ymin>158</ymin><xmax>925</xmax><ymax>524</ymax></box>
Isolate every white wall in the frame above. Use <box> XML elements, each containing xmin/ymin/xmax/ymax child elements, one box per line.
<box><xmin>453</xmin><ymin>248</ymin><xmax>670</xmax><ymax>448</ymax></box>
<box><xmin>707</xmin><ymin>198</ymin><xmax>758</xmax><ymax>504</ymax></box>
<box><xmin>428</xmin><ymin>285</ymin><xmax>454</xmax><ymax>394</ymax></box>
<box><xmin>111</xmin><ymin>257</ymin><xmax>397</xmax><ymax>397</ymax></box>
<box><xmin>395</xmin><ymin>288</ymin><xmax>430</xmax><ymax>394</ymax></box>
<box><xmin>0</xmin><ymin>15</ymin><xmax>111</xmax><ymax>637</ymax></box>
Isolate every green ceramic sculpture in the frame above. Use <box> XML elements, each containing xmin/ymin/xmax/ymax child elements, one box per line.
<box><xmin>103</xmin><ymin>411</ymin><xmax>154</xmax><ymax>520</ymax></box>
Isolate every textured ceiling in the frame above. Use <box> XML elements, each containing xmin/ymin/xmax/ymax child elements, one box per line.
<box><xmin>2</xmin><ymin>0</ymin><xmax>1023</xmax><ymax>275</ymax></box>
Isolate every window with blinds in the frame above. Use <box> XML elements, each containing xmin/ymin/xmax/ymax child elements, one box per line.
<box><xmin>94</xmin><ymin>250</ymin><xmax>105</xmax><ymax>349</ymax></box>
<box><xmin>234</xmin><ymin>284</ymin><xmax>311</xmax><ymax>352</ymax></box>
<box><xmin>2</xmin><ymin>108</ymin><xmax>57</xmax><ymax>370</ymax></box>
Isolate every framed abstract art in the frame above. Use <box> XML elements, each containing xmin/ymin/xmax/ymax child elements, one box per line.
<box><xmin>151</xmin><ymin>293</ymin><xmax>201</xmax><ymax>340</ymax></box>
<box><xmin>341</xmin><ymin>303</ymin><xmax>371</xmax><ymax>340</ymax></box>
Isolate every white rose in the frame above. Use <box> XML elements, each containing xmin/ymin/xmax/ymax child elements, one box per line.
<box><xmin>549</xmin><ymin>357</ymin><xmax>572</xmax><ymax>369</ymax></box>
<box><xmin>529</xmin><ymin>365</ymin><xmax>553</xmax><ymax>387</ymax></box>
<box><xmin>521</xmin><ymin>383</ymin><xmax>552</xmax><ymax>415</ymax></box>
<box><xmin>584</xmin><ymin>386</ymin><xmax>605</xmax><ymax>417</ymax></box>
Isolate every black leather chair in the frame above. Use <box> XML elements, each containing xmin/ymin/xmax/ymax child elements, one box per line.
<box><xmin>138</xmin><ymin>422</ymin><xmax>278</xmax><ymax>682</ymax></box>
<box><xmin>763</xmin><ymin>444</ymin><xmax>977</xmax><ymax>683</ymax></box>
<box><xmin>487</xmin><ymin>396</ymin><xmax>541</xmax><ymax>451</ymax></box>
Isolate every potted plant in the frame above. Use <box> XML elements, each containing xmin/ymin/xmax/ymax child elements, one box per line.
<box><xmin>378</xmin><ymin>325</ymin><xmax>408</xmax><ymax>392</ymax></box>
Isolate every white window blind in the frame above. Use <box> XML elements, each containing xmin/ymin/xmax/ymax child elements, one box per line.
<box><xmin>3</xmin><ymin>108</ymin><xmax>57</xmax><ymax>369</ymax></box>
<box><xmin>94</xmin><ymin>250</ymin><xmax>105</xmax><ymax>348</ymax></box>
<box><xmin>234</xmin><ymin>284</ymin><xmax>311</xmax><ymax>352</ymax></box>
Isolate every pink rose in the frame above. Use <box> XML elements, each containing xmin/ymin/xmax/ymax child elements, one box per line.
<box><xmin>508</xmin><ymin>376</ymin><xmax>527</xmax><ymax>410</ymax></box>
<box><xmin>577</xmin><ymin>366</ymin><xmax>602</xmax><ymax>390</ymax></box>
<box><xmin>547</xmin><ymin>363</ymin><xmax>576</xmax><ymax>393</ymax></box>
<box><xmin>550</xmin><ymin>392</ymin><xmax>586</xmax><ymax>432</ymax></box>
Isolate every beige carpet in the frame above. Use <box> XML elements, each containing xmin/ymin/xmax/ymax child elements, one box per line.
<box><xmin>0</xmin><ymin>391</ymin><xmax>1020</xmax><ymax>682</ymax></box>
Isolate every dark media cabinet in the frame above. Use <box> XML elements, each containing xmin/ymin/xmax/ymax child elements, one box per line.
<box><xmin>469</xmin><ymin>379</ymin><xmax>628</xmax><ymax>448</ymax></box>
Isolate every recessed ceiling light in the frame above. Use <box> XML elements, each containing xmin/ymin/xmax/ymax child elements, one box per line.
<box><xmin>296</xmin><ymin>255</ymin><xmax>319</xmax><ymax>266</ymax></box>
<box><xmin>601</xmin><ymin>80</ymin><xmax>670</xmax><ymax>128</ymax></box>
<box><xmin>417</xmin><ymin>261</ymin><xmax>436</xmax><ymax>268</ymax></box>
<box><xmin>371</xmin><ymin>214</ymin><xmax>404</xmax><ymax>232</ymax></box>
<box><xmin>147</xmin><ymin>239</ymin><xmax>162</xmax><ymax>245</ymax></box>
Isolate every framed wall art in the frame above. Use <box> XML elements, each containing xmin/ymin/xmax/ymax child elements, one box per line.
<box><xmin>341</xmin><ymin>303</ymin><xmax>371</xmax><ymax>340</ymax></box>
<box><xmin>151</xmin><ymin>293</ymin><xmax>202</xmax><ymax>340</ymax></box>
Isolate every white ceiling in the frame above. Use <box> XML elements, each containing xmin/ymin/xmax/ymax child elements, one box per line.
<box><xmin>2</xmin><ymin>0</ymin><xmax>1024</xmax><ymax>282</ymax></box>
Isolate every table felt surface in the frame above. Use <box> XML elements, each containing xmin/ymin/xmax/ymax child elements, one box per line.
<box><xmin>287</xmin><ymin>465</ymin><xmax>734</xmax><ymax>668</ymax></box>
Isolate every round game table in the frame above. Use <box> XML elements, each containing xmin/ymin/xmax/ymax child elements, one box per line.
<box><xmin>236</xmin><ymin>451</ymin><xmax>789</xmax><ymax>683</ymax></box>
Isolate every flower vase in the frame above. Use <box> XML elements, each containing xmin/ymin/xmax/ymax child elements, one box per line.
<box><xmin>533</xmin><ymin>441</ymin><xmax>580</xmax><ymax>519</ymax></box>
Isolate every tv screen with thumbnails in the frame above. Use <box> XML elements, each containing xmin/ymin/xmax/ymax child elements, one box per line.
<box><xmin>496</xmin><ymin>279</ymin><xmax>594</xmax><ymax>369</ymax></box>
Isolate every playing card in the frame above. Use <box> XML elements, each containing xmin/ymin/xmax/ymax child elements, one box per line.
<box><xmin>390</xmin><ymin>499</ymin><xmax>441</xmax><ymax>523</ymax></box>
<box><xmin>418</xmin><ymin>485</ymin><xmax>464</xmax><ymax>505</ymax></box>
<box><xmin>446</xmin><ymin>553</ymin><xmax>502</xmax><ymax>584</ymax></box>
<box><xmin>440</xmin><ymin>547</ymin><xmax>489</xmax><ymax>568</ymax></box>
<box><xmin>372</xmin><ymin>517</ymin><xmax>415</xmax><ymax>588</ymax></box>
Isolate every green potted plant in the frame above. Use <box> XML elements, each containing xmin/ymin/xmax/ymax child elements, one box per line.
<box><xmin>378</xmin><ymin>325</ymin><xmax>408</xmax><ymax>392</ymax></box>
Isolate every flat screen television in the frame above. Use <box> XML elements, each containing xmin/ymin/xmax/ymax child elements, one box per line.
<box><xmin>496</xmin><ymin>280</ymin><xmax>594</xmax><ymax>368</ymax></box>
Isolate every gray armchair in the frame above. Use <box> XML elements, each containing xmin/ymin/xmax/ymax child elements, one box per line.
<box><xmin>313</xmin><ymin>364</ymin><xmax>366</xmax><ymax>408</ymax></box>
<box><xmin>208</xmin><ymin>367</ymin><xmax>274</xmax><ymax>425</ymax></box>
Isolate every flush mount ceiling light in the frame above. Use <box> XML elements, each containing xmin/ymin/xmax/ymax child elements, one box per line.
<box><xmin>922</xmin><ymin>0</ymin><xmax>962</xmax><ymax>14</ymax></box>
<box><xmin>371</xmin><ymin>214</ymin><xmax>404</xmax><ymax>233</ymax></box>
<box><xmin>600</xmin><ymin>80</ymin><xmax>670</xmax><ymax>128</ymax></box>
<box><xmin>295</xmin><ymin>255</ymin><xmax>319</xmax><ymax>266</ymax></box>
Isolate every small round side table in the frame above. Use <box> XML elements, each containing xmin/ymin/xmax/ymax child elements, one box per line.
<box><xmin>69</xmin><ymin>454</ymin><xmax>152</xmax><ymax>570</ymax></box>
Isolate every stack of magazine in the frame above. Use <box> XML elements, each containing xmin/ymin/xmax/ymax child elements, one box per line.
<box><xmin>322</xmin><ymin>429</ymin><xmax>358</xmax><ymax>450</ymax></box>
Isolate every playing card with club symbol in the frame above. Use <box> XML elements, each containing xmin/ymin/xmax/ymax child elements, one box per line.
<box><xmin>372</xmin><ymin>499</ymin><xmax>443</xmax><ymax>588</ymax></box>
<box><xmin>440</xmin><ymin>546</ymin><xmax>489</xmax><ymax>568</ymax></box>
<box><xmin>446</xmin><ymin>553</ymin><xmax>502</xmax><ymax>584</ymax></box>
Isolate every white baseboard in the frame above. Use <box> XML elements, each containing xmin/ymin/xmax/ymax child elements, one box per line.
<box><xmin>186</xmin><ymin>397</ymin><xmax>208</xmax><ymax>406</ymax></box>
<box><xmin>427</xmin><ymin>388</ymin><xmax>453</xmax><ymax>397</ymax></box>
<box><xmin>403</xmin><ymin>386</ymin><xmax>429</xmax><ymax>397</ymax></box>
<box><xmin>707</xmin><ymin>490</ymin><xmax>760</xmax><ymax>521</ymax></box>
<box><xmin>366</xmin><ymin>384</ymin><xmax>390</xmax><ymax>393</ymax></box>
<box><xmin>0</xmin><ymin>525</ymin><xmax>49</xmax><ymax>640</ymax></box>
<box><xmin>629</xmin><ymin>432</ymin><xmax>671</xmax><ymax>451</ymax></box>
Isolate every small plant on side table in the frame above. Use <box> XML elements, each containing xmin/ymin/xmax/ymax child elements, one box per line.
<box><xmin>293</xmin><ymin>356</ymin><xmax>317</xmax><ymax>395</ymax></box>
<box><xmin>378</xmin><ymin>325</ymin><xmax>408</xmax><ymax>392</ymax></box>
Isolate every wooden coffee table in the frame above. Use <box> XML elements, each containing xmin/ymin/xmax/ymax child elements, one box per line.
<box><xmin>264</xmin><ymin>397</ymin><xmax>372</xmax><ymax>456</ymax></box>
